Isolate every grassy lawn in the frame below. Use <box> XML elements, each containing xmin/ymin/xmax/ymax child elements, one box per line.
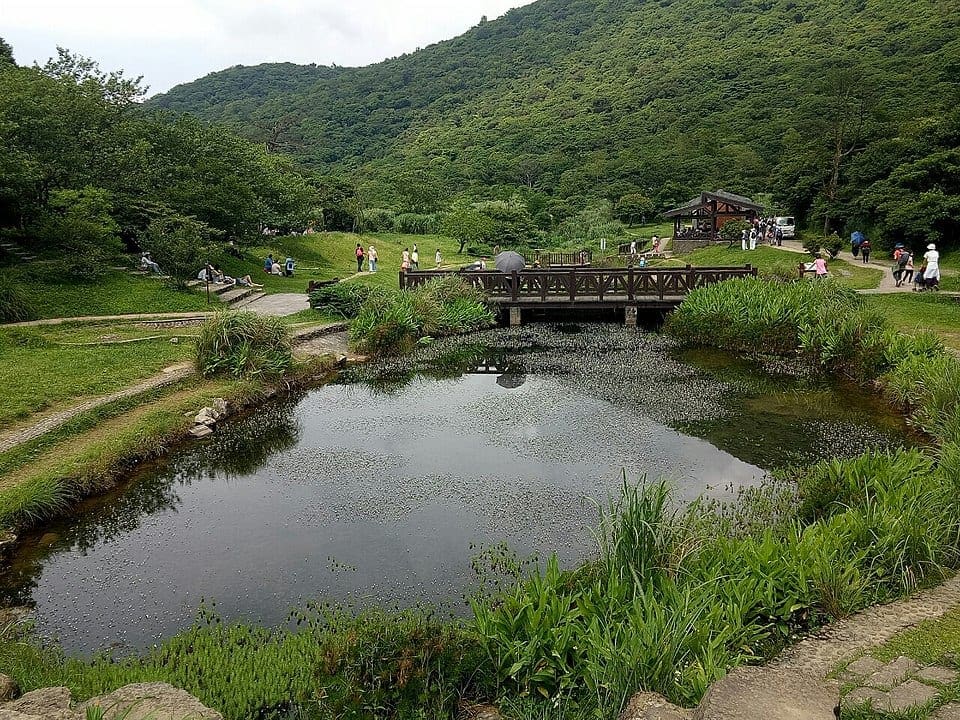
<box><xmin>213</xmin><ymin>232</ymin><xmax>481</xmax><ymax>294</ymax></box>
<box><xmin>0</xmin><ymin>322</ymin><xmax>194</xmax><ymax>426</ymax></box>
<box><xmin>863</xmin><ymin>294</ymin><xmax>960</xmax><ymax>351</ymax></box>
<box><xmin>663</xmin><ymin>245</ymin><xmax>884</xmax><ymax>289</ymax></box>
<box><xmin>5</xmin><ymin>265</ymin><xmax>209</xmax><ymax>320</ymax></box>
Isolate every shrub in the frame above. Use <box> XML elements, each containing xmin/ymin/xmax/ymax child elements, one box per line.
<box><xmin>308</xmin><ymin>282</ymin><xmax>379</xmax><ymax>318</ymax></box>
<box><xmin>195</xmin><ymin>311</ymin><xmax>292</xmax><ymax>379</ymax></box>
<box><xmin>351</xmin><ymin>277</ymin><xmax>494</xmax><ymax>354</ymax></box>
<box><xmin>360</xmin><ymin>208</ymin><xmax>396</xmax><ymax>233</ymax></box>
<box><xmin>0</xmin><ymin>274</ymin><xmax>36</xmax><ymax>323</ymax></box>
<box><xmin>719</xmin><ymin>220</ymin><xmax>751</xmax><ymax>243</ymax></box>
<box><xmin>393</xmin><ymin>213</ymin><xmax>438</xmax><ymax>235</ymax></box>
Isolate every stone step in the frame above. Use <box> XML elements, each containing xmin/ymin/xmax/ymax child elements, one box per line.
<box><xmin>232</xmin><ymin>292</ymin><xmax>267</xmax><ymax>309</ymax></box>
<box><xmin>219</xmin><ymin>287</ymin><xmax>257</xmax><ymax>305</ymax></box>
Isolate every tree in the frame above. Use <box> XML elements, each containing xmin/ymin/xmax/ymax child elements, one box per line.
<box><xmin>613</xmin><ymin>193</ymin><xmax>655</xmax><ymax>226</ymax></box>
<box><xmin>142</xmin><ymin>214</ymin><xmax>217</xmax><ymax>287</ymax></box>
<box><xmin>439</xmin><ymin>206</ymin><xmax>495</xmax><ymax>253</ymax></box>
<box><xmin>0</xmin><ymin>37</ymin><xmax>14</xmax><ymax>67</ymax></box>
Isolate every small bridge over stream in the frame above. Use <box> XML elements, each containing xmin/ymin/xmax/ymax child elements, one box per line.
<box><xmin>399</xmin><ymin>265</ymin><xmax>757</xmax><ymax>325</ymax></box>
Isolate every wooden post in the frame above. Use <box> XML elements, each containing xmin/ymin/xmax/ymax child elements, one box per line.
<box><xmin>399</xmin><ymin>271</ymin><xmax>406</xmax><ymax>290</ymax></box>
<box><xmin>511</xmin><ymin>271</ymin><xmax>519</xmax><ymax>302</ymax></box>
<box><xmin>625</xmin><ymin>306</ymin><xmax>638</xmax><ymax>327</ymax></box>
<box><xmin>509</xmin><ymin>306</ymin><xmax>521</xmax><ymax>327</ymax></box>
<box><xmin>686</xmin><ymin>264</ymin><xmax>696</xmax><ymax>292</ymax></box>
<box><xmin>569</xmin><ymin>269</ymin><xmax>576</xmax><ymax>301</ymax></box>
<box><xmin>627</xmin><ymin>267</ymin><xmax>635</xmax><ymax>301</ymax></box>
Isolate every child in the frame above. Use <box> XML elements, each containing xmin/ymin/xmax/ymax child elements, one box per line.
<box><xmin>435</xmin><ymin>249</ymin><xmax>442</xmax><ymax>267</ymax></box>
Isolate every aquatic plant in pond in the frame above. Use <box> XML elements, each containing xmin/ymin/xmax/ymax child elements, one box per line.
<box><xmin>350</xmin><ymin>277</ymin><xmax>494</xmax><ymax>354</ymax></box>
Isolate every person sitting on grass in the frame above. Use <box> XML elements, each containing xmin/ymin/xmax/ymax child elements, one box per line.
<box><xmin>271</xmin><ymin>262</ymin><xmax>283</xmax><ymax>276</ymax></box>
<box><xmin>140</xmin><ymin>252</ymin><xmax>162</xmax><ymax>274</ymax></box>
<box><xmin>264</xmin><ymin>254</ymin><xmax>274</xmax><ymax>273</ymax></box>
<box><xmin>235</xmin><ymin>274</ymin><xmax>263</xmax><ymax>288</ymax></box>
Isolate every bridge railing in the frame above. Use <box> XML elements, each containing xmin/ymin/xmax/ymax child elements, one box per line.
<box><xmin>399</xmin><ymin>265</ymin><xmax>756</xmax><ymax>302</ymax></box>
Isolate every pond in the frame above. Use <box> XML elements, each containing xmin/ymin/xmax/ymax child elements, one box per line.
<box><xmin>0</xmin><ymin>325</ymin><xmax>916</xmax><ymax>656</ymax></box>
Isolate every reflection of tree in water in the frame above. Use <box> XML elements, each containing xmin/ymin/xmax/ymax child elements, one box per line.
<box><xmin>0</xmin><ymin>398</ymin><xmax>303</xmax><ymax>609</ymax></box>
<box><xmin>172</xmin><ymin>397</ymin><xmax>302</xmax><ymax>479</ymax></box>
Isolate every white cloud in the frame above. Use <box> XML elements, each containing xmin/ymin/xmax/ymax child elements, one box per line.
<box><xmin>2</xmin><ymin>0</ymin><xmax>535</xmax><ymax>94</ymax></box>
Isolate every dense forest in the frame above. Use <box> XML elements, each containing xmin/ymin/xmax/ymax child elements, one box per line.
<box><xmin>150</xmin><ymin>0</ymin><xmax>960</xmax><ymax>247</ymax></box>
<box><xmin>0</xmin><ymin>41</ymin><xmax>321</xmax><ymax>280</ymax></box>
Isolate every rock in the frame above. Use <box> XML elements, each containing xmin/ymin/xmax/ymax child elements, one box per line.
<box><xmin>1</xmin><ymin>687</ymin><xmax>73</xmax><ymax>719</ymax></box>
<box><xmin>458</xmin><ymin>703</ymin><xmax>502</xmax><ymax>720</ymax></box>
<box><xmin>694</xmin><ymin>667</ymin><xmax>839</xmax><ymax>720</ymax></box>
<box><xmin>933</xmin><ymin>702</ymin><xmax>960</xmax><ymax>719</ymax></box>
<box><xmin>621</xmin><ymin>691</ymin><xmax>692</xmax><ymax>719</ymax></box>
<box><xmin>194</xmin><ymin>407</ymin><xmax>217</xmax><ymax>426</ymax></box>
<box><xmin>874</xmin><ymin>679</ymin><xmax>939</xmax><ymax>714</ymax></box>
<box><xmin>211</xmin><ymin>398</ymin><xmax>228</xmax><ymax>416</ymax></box>
<box><xmin>843</xmin><ymin>655</ymin><xmax>885</xmax><ymax>678</ymax></box>
<box><xmin>841</xmin><ymin>686</ymin><xmax>883</xmax><ymax>712</ymax></box>
<box><xmin>169</xmin><ymin>337</ymin><xmax>179</xmax><ymax>344</ymax></box>
<box><xmin>917</xmin><ymin>665</ymin><xmax>960</xmax><ymax>685</ymax></box>
<box><xmin>865</xmin><ymin>656</ymin><xmax>919</xmax><ymax>688</ymax></box>
<box><xmin>0</xmin><ymin>674</ymin><xmax>19</xmax><ymax>701</ymax></box>
<box><xmin>188</xmin><ymin>424</ymin><xmax>213</xmax><ymax>439</ymax></box>
<box><xmin>83</xmin><ymin>683</ymin><xmax>222</xmax><ymax>720</ymax></box>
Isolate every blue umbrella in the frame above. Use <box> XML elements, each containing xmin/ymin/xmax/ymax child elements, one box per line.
<box><xmin>851</xmin><ymin>231</ymin><xmax>865</xmax><ymax>245</ymax></box>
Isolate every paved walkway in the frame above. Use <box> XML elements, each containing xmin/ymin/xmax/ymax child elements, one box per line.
<box><xmin>239</xmin><ymin>293</ymin><xmax>310</xmax><ymax>316</ymax></box>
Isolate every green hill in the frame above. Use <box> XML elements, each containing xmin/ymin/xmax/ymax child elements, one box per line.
<box><xmin>150</xmin><ymin>0</ymin><xmax>960</xmax><ymax>243</ymax></box>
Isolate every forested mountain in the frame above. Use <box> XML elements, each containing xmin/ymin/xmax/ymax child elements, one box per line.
<box><xmin>151</xmin><ymin>0</ymin><xmax>960</xmax><ymax>244</ymax></box>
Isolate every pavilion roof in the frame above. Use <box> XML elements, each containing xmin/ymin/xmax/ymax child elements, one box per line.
<box><xmin>663</xmin><ymin>189</ymin><xmax>763</xmax><ymax>218</ymax></box>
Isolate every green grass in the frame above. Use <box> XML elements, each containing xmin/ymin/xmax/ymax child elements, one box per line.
<box><xmin>863</xmin><ymin>294</ymin><xmax>960</xmax><ymax>351</ymax></box>
<box><xmin>213</xmin><ymin>232</ymin><xmax>481</xmax><ymax>295</ymax></box>
<box><xmin>0</xmin><ymin>323</ymin><xmax>193</xmax><ymax>425</ymax></box>
<box><xmin>667</xmin><ymin>245</ymin><xmax>884</xmax><ymax>289</ymax></box>
<box><xmin>4</xmin><ymin>266</ymin><xmax>209</xmax><ymax>320</ymax></box>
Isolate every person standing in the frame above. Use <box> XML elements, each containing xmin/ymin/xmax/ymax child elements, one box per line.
<box><xmin>629</xmin><ymin>239</ymin><xmax>637</xmax><ymax>256</ymax></box>
<box><xmin>894</xmin><ymin>249</ymin><xmax>909</xmax><ymax>286</ymax></box>
<box><xmin>435</xmin><ymin>249</ymin><xmax>442</xmax><ymax>267</ymax></box>
<box><xmin>411</xmin><ymin>246</ymin><xmax>419</xmax><ymax>270</ymax></box>
<box><xmin>775</xmin><ymin>227</ymin><xmax>783</xmax><ymax>246</ymax></box>
<box><xmin>741</xmin><ymin>228</ymin><xmax>749</xmax><ymax>251</ymax></box>
<box><xmin>402</xmin><ymin>248</ymin><xmax>410</xmax><ymax>267</ymax></box>
<box><xmin>860</xmin><ymin>240</ymin><xmax>871</xmax><ymax>264</ymax></box>
<box><xmin>368</xmin><ymin>245</ymin><xmax>378</xmax><ymax>273</ymax></box>
<box><xmin>652</xmin><ymin>235</ymin><xmax>661</xmax><ymax>254</ymax></box>
<box><xmin>355</xmin><ymin>243</ymin><xmax>364</xmax><ymax>272</ymax></box>
<box><xmin>749</xmin><ymin>227</ymin><xmax>758</xmax><ymax>251</ymax></box>
<box><xmin>284</xmin><ymin>256</ymin><xmax>295</xmax><ymax>276</ymax></box>
<box><xmin>924</xmin><ymin>243</ymin><xmax>940</xmax><ymax>289</ymax></box>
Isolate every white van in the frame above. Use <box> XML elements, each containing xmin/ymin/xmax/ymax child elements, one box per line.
<box><xmin>774</xmin><ymin>216</ymin><xmax>796</xmax><ymax>238</ymax></box>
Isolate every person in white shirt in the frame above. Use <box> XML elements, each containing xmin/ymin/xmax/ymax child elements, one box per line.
<box><xmin>924</xmin><ymin>243</ymin><xmax>940</xmax><ymax>286</ymax></box>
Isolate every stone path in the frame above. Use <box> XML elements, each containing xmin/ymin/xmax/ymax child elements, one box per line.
<box><xmin>238</xmin><ymin>292</ymin><xmax>310</xmax><ymax>316</ymax></box>
<box><xmin>838</xmin><ymin>656</ymin><xmax>958</xmax><ymax>716</ymax></box>
<box><xmin>0</xmin><ymin>323</ymin><xmax>349</xmax><ymax>455</ymax></box>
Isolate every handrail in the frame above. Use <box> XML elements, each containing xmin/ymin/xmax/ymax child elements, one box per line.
<box><xmin>399</xmin><ymin>265</ymin><xmax>756</xmax><ymax>300</ymax></box>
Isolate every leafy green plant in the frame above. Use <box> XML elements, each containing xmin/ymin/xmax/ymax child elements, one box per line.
<box><xmin>194</xmin><ymin>311</ymin><xmax>292</xmax><ymax>379</ymax></box>
<box><xmin>308</xmin><ymin>282</ymin><xmax>379</xmax><ymax>318</ymax></box>
<box><xmin>0</xmin><ymin>274</ymin><xmax>36</xmax><ymax>323</ymax></box>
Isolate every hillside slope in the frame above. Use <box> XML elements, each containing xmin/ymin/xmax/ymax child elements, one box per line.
<box><xmin>150</xmin><ymin>0</ymin><xmax>960</xmax><ymax>227</ymax></box>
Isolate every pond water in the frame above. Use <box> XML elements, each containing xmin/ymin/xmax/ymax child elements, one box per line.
<box><xmin>0</xmin><ymin>325</ymin><xmax>916</xmax><ymax>656</ymax></box>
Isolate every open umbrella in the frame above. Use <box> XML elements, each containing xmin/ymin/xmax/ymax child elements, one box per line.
<box><xmin>494</xmin><ymin>251</ymin><xmax>526</xmax><ymax>273</ymax></box>
<box><xmin>496</xmin><ymin>372</ymin><xmax>527</xmax><ymax>389</ymax></box>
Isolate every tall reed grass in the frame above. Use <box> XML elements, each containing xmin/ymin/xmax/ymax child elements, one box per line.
<box><xmin>194</xmin><ymin>311</ymin><xmax>292</xmax><ymax>379</ymax></box>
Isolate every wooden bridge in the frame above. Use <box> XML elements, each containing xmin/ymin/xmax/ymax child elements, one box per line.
<box><xmin>399</xmin><ymin>265</ymin><xmax>757</xmax><ymax>325</ymax></box>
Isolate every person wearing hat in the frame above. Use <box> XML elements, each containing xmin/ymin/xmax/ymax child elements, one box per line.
<box><xmin>923</xmin><ymin>243</ymin><xmax>940</xmax><ymax>289</ymax></box>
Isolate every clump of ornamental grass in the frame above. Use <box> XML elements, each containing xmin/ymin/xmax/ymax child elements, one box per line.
<box><xmin>194</xmin><ymin>311</ymin><xmax>292</xmax><ymax>379</ymax></box>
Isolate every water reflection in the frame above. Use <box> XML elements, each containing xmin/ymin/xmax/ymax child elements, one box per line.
<box><xmin>0</xmin><ymin>325</ymin><xmax>916</xmax><ymax>655</ymax></box>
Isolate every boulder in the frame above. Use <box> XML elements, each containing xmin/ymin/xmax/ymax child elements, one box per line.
<box><xmin>694</xmin><ymin>667</ymin><xmax>839</xmax><ymax>720</ymax></box>
<box><xmin>0</xmin><ymin>674</ymin><xmax>18</xmax><ymax>701</ymax></box>
<box><xmin>194</xmin><ymin>407</ymin><xmax>217</xmax><ymax>426</ymax></box>
<box><xmin>621</xmin><ymin>691</ymin><xmax>692</xmax><ymax>719</ymax></box>
<box><xmin>189</xmin><ymin>424</ymin><xmax>214</xmax><ymax>439</ymax></box>
<box><xmin>211</xmin><ymin>398</ymin><xmax>228</xmax><ymax>416</ymax></box>
<box><xmin>83</xmin><ymin>683</ymin><xmax>222</xmax><ymax>720</ymax></box>
<box><xmin>1</xmin><ymin>687</ymin><xmax>73</xmax><ymax>719</ymax></box>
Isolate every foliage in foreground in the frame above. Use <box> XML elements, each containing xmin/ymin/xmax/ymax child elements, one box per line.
<box><xmin>195</xmin><ymin>311</ymin><xmax>292</xmax><ymax>379</ymax></box>
<box><xmin>0</xmin><ymin>272</ymin><xmax>35</xmax><ymax>323</ymax></box>
<box><xmin>307</xmin><ymin>282</ymin><xmax>379</xmax><ymax>319</ymax></box>
<box><xmin>350</xmin><ymin>277</ymin><xmax>495</xmax><ymax>354</ymax></box>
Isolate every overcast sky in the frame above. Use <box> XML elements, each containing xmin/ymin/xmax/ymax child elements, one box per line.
<box><xmin>4</xmin><ymin>0</ymin><xmax>537</xmax><ymax>96</ymax></box>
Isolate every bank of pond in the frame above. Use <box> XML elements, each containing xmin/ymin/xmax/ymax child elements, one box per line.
<box><xmin>1</xmin><ymin>278</ymin><xmax>958</xmax><ymax>720</ymax></box>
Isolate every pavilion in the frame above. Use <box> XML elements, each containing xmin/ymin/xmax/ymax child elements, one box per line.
<box><xmin>664</xmin><ymin>190</ymin><xmax>763</xmax><ymax>237</ymax></box>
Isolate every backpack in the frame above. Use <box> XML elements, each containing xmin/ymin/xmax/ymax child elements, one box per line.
<box><xmin>897</xmin><ymin>253</ymin><xmax>910</xmax><ymax>267</ymax></box>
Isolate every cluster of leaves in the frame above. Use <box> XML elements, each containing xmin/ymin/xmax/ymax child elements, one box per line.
<box><xmin>0</xmin><ymin>47</ymin><xmax>320</xmax><ymax>284</ymax></box>
<box><xmin>350</xmin><ymin>277</ymin><xmax>495</xmax><ymax>354</ymax></box>
<box><xmin>194</xmin><ymin>311</ymin><xmax>292</xmax><ymax>379</ymax></box>
<box><xmin>307</xmin><ymin>282</ymin><xmax>378</xmax><ymax>318</ymax></box>
<box><xmin>151</xmin><ymin>0</ymin><xmax>959</xmax><ymax>249</ymax></box>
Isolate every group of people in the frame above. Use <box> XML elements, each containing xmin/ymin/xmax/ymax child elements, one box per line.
<box><xmin>355</xmin><ymin>243</ymin><xmax>444</xmax><ymax>273</ymax></box>
<box><xmin>628</xmin><ymin>235</ymin><xmax>662</xmax><ymax>260</ymax></box>
<box><xmin>851</xmin><ymin>231</ymin><xmax>872</xmax><ymax>262</ymax></box>
<box><xmin>896</xmin><ymin>243</ymin><xmax>940</xmax><ymax>291</ymax></box>
<box><xmin>740</xmin><ymin>218</ymin><xmax>784</xmax><ymax>250</ymax></box>
<box><xmin>198</xmin><ymin>263</ymin><xmax>263</xmax><ymax>289</ymax></box>
<box><xmin>263</xmin><ymin>254</ymin><xmax>295</xmax><ymax>276</ymax></box>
